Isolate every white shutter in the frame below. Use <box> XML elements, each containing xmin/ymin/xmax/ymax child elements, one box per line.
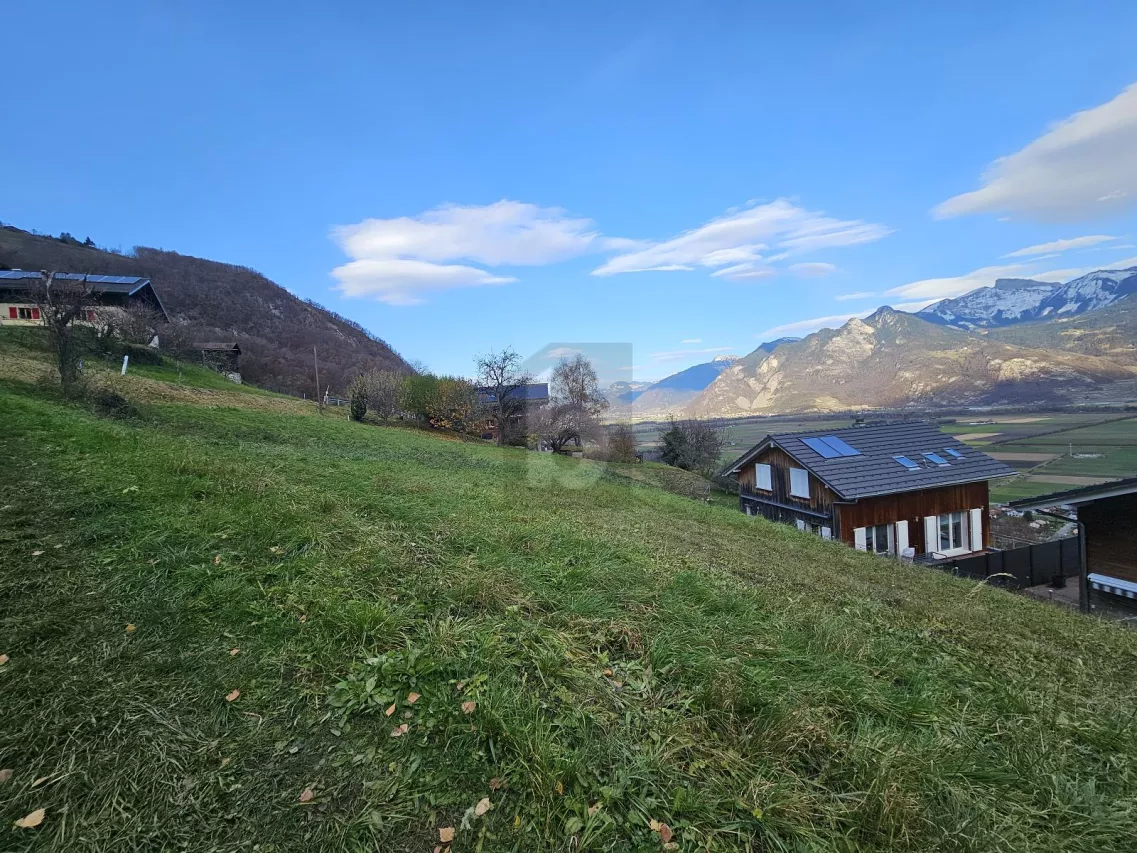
<box><xmin>854</xmin><ymin>527</ymin><xmax>867</xmax><ymax>551</ymax></box>
<box><xmin>969</xmin><ymin>508</ymin><xmax>984</xmax><ymax>552</ymax></box>
<box><xmin>924</xmin><ymin>515</ymin><xmax>938</xmax><ymax>555</ymax></box>
<box><xmin>795</xmin><ymin>519</ymin><xmax>806</xmax><ymax>532</ymax></box>
<box><xmin>755</xmin><ymin>463</ymin><xmax>772</xmax><ymax>491</ymax></box>
<box><xmin>895</xmin><ymin>520</ymin><xmax>909</xmax><ymax>553</ymax></box>
<box><xmin>789</xmin><ymin>467</ymin><xmax>809</xmax><ymax>498</ymax></box>
<box><xmin>821</xmin><ymin>526</ymin><xmax>831</xmax><ymax>540</ymax></box>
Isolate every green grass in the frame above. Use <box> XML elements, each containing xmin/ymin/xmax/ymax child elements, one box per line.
<box><xmin>2</xmin><ymin>371</ymin><xmax>1137</xmax><ymax>851</ymax></box>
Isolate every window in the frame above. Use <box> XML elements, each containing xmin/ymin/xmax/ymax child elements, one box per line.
<box><xmin>17</xmin><ymin>307</ymin><xmax>34</xmax><ymax>320</ymax></box>
<box><xmin>939</xmin><ymin>511</ymin><xmax>967</xmax><ymax>551</ymax></box>
<box><xmin>943</xmin><ymin>447</ymin><xmax>963</xmax><ymax>459</ymax></box>
<box><xmin>754</xmin><ymin>463</ymin><xmax>772</xmax><ymax>491</ymax></box>
<box><xmin>865</xmin><ymin>523</ymin><xmax>892</xmax><ymax>554</ymax></box>
<box><xmin>893</xmin><ymin>455</ymin><xmax>919</xmax><ymax>470</ymax></box>
<box><xmin>789</xmin><ymin>467</ymin><xmax>809</xmax><ymax>498</ymax></box>
<box><xmin>923</xmin><ymin>452</ymin><xmax>949</xmax><ymax>467</ymax></box>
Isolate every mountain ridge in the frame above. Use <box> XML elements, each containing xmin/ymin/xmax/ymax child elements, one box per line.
<box><xmin>919</xmin><ymin>266</ymin><xmax>1137</xmax><ymax>330</ymax></box>
<box><xmin>689</xmin><ymin>304</ymin><xmax>1135</xmax><ymax>416</ymax></box>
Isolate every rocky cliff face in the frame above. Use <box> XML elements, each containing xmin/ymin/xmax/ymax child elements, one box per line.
<box><xmin>689</xmin><ymin>307</ymin><xmax>1134</xmax><ymax>416</ymax></box>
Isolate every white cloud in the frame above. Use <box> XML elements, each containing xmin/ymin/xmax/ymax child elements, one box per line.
<box><xmin>331</xmin><ymin>258</ymin><xmax>514</xmax><ymax>306</ymax></box>
<box><xmin>331</xmin><ymin>200</ymin><xmax>603</xmax><ymax>304</ymax></box>
<box><xmin>934</xmin><ymin>82</ymin><xmax>1137</xmax><ymax>221</ymax></box>
<box><xmin>591</xmin><ymin>199</ymin><xmax>890</xmax><ymax>278</ymax></box>
<box><xmin>651</xmin><ymin>346</ymin><xmax>735</xmax><ymax>362</ymax></box>
<box><xmin>884</xmin><ymin>264</ymin><xmax>1034</xmax><ymax>302</ymax></box>
<box><xmin>1003</xmin><ymin>235</ymin><xmax>1116</xmax><ymax>257</ymax></box>
<box><xmin>757</xmin><ymin>311</ymin><xmax>873</xmax><ymax>340</ymax></box>
<box><xmin>789</xmin><ymin>262</ymin><xmax>838</xmax><ymax>277</ymax></box>
<box><xmin>835</xmin><ymin>290</ymin><xmax>877</xmax><ymax>301</ymax></box>
<box><xmin>542</xmin><ymin>346</ymin><xmax>583</xmax><ymax>359</ymax></box>
<box><xmin>680</xmin><ymin>338</ymin><xmax>702</xmax><ymax>344</ymax></box>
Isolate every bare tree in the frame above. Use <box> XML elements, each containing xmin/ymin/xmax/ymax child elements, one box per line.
<box><xmin>351</xmin><ymin>368</ymin><xmax>405</xmax><ymax>421</ymax></box>
<box><xmin>606</xmin><ymin>422</ymin><xmax>638</xmax><ymax>463</ymax></box>
<box><xmin>475</xmin><ymin>348</ymin><xmax>533</xmax><ymax>446</ymax></box>
<box><xmin>659</xmin><ymin>416</ymin><xmax>726</xmax><ymax>477</ymax></box>
<box><xmin>541</xmin><ymin>354</ymin><xmax>609</xmax><ymax>452</ymax></box>
<box><xmin>101</xmin><ymin>302</ymin><xmax>165</xmax><ymax>347</ymax></box>
<box><xmin>28</xmin><ymin>272</ymin><xmax>97</xmax><ymax>393</ymax></box>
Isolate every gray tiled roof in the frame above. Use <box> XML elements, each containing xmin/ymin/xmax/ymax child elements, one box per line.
<box><xmin>725</xmin><ymin>421</ymin><xmax>1015</xmax><ymax>500</ymax></box>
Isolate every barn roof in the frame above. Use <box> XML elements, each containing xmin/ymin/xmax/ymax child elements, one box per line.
<box><xmin>476</xmin><ymin>383</ymin><xmax>549</xmax><ymax>403</ymax></box>
<box><xmin>1007</xmin><ymin>476</ymin><xmax>1137</xmax><ymax>510</ymax></box>
<box><xmin>723</xmin><ymin>421</ymin><xmax>1015</xmax><ymax>501</ymax></box>
<box><xmin>0</xmin><ymin>270</ymin><xmax>169</xmax><ymax>322</ymax></box>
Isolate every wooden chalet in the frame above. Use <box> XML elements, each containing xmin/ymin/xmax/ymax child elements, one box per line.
<box><xmin>722</xmin><ymin>422</ymin><xmax>1015</xmax><ymax>559</ymax></box>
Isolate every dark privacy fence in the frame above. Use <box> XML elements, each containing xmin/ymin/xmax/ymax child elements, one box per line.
<box><xmin>943</xmin><ymin>537</ymin><xmax>1081</xmax><ymax>589</ymax></box>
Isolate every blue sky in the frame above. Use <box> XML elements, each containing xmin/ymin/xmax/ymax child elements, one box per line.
<box><xmin>5</xmin><ymin>1</ymin><xmax>1137</xmax><ymax>383</ymax></box>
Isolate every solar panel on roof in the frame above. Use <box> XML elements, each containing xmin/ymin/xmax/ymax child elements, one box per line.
<box><xmin>802</xmin><ymin>437</ymin><xmax>842</xmax><ymax>458</ymax></box>
<box><xmin>820</xmin><ymin>436</ymin><xmax>861</xmax><ymax>457</ymax></box>
<box><xmin>944</xmin><ymin>447</ymin><xmax>963</xmax><ymax>458</ymax></box>
<box><xmin>923</xmin><ymin>452</ymin><xmax>950</xmax><ymax>467</ymax></box>
<box><xmin>893</xmin><ymin>455</ymin><xmax>919</xmax><ymax>470</ymax></box>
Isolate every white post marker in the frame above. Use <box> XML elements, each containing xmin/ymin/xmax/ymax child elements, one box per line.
<box><xmin>121</xmin><ymin>354</ymin><xmax>130</xmax><ymax>375</ymax></box>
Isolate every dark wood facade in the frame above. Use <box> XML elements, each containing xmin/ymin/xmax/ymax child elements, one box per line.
<box><xmin>737</xmin><ymin>444</ymin><xmax>991</xmax><ymax>554</ymax></box>
<box><xmin>1080</xmin><ymin>493</ymin><xmax>1137</xmax><ymax>585</ymax></box>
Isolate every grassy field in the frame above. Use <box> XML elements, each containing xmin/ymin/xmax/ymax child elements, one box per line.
<box><xmin>3</xmin><ymin>353</ymin><xmax>1137</xmax><ymax>851</ymax></box>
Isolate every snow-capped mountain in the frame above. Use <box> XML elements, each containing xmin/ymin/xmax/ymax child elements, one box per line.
<box><xmin>919</xmin><ymin>267</ymin><xmax>1137</xmax><ymax>330</ymax></box>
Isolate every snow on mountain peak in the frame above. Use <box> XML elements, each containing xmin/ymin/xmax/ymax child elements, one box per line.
<box><xmin>918</xmin><ymin>267</ymin><xmax>1137</xmax><ymax>330</ymax></box>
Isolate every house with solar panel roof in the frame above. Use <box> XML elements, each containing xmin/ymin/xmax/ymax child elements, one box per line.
<box><xmin>722</xmin><ymin>421</ymin><xmax>1015</xmax><ymax>560</ymax></box>
<box><xmin>0</xmin><ymin>270</ymin><xmax>169</xmax><ymax>328</ymax></box>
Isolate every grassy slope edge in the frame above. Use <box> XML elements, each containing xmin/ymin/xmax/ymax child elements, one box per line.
<box><xmin>1</xmin><ymin>367</ymin><xmax>1136</xmax><ymax>851</ymax></box>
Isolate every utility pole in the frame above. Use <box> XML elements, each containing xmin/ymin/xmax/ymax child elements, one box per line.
<box><xmin>313</xmin><ymin>346</ymin><xmax>323</xmax><ymax>412</ymax></box>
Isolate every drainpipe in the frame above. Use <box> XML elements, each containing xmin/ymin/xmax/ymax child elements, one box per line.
<box><xmin>1034</xmin><ymin>508</ymin><xmax>1089</xmax><ymax>614</ymax></box>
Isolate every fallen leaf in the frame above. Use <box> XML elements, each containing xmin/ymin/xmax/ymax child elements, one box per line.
<box><xmin>229</xmin><ymin>648</ymin><xmax>240</xmax><ymax>656</ymax></box>
<box><xmin>0</xmin><ymin>769</ymin><xmax>12</xmax><ymax>783</ymax></box>
<box><xmin>220</xmin><ymin>757</ymin><xmax>231</xmax><ymax>768</ymax></box>
<box><xmin>461</xmin><ymin>701</ymin><xmax>476</xmax><ymax>715</ymax></box>
<box><xmin>407</xmin><ymin>691</ymin><xmax>421</xmax><ymax>704</ymax></box>
<box><xmin>213</xmin><ymin>555</ymin><xmax>221</xmax><ymax>565</ymax></box>
<box><xmin>32</xmin><ymin>776</ymin><xmax>48</xmax><ymax>787</ymax></box>
<box><xmin>556</xmin><ymin>781</ymin><xmax>564</xmax><ymax>796</ymax></box>
<box><xmin>488</xmin><ymin>777</ymin><xmax>503</xmax><ymax>791</ymax></box>
<box><xmin>385</xmin><ymin>703</ymin><xmax>397</xmax><ymax>717</ymax></box>
<box><xmin>14</xmin><ymin>808</ymin><xmax>45</xmax><ymax>828</ymax></box>
<box><xmin>125</xmin><ymin>624</ymin><xmax>136</xmax><ymax>633</ymax></box>
<box><xmin>225</xmin><ymin>689</ymin><xmax>241</xmax><ymax>702</ymax></box>
<box><xmin>53</xmin><ymin>544</ymin><xmax>63</xmax><ymax>549</ymax></box>
<box><xmin>31</xmin><ymin>550</ymin><xmax>44</xmax><ymax>557</ymax></box>
<box><xmin>456</xmin><ymin>681</ymin><xmax>465</xmax><ymax>691</ymax></box>
<box><xmin>298</xmin><ymin>614</ymin><xmax>307</xmax><ymax>623</ymax></box>
<box><xmin>0</xmin><ymin>654</ymin><xmax>8</xmax><ymax>666</ymax></box>
<box><xmin>298</xmin><ymin>787</ymin><xmax>315</xmax><ymax>803</ymax></box>
<box><xmin>390</xmin><ymin>723</ymin><xmax>409</xmax><ymax>738</ymax></box>
<box><xmin>658</xmin><ymin>823</ymin><xmax>673</xmax><ymax>843</ymax></box>
<box><xmin>603</xmin><ymin>668</ymin><xmax>613</xmax><ymax>676</ymax></box>
<box><xmin>588</xmin><ymin>803</ymin><xmax>601</xmax><ymax>816</ymax></box>
<box><xmin>439</xmin><ymin>827</ymin><xmax>455</xmax><ymax>843</ymax></box>
<box><xmin>474</xmin><ymin>797</ymin><xmax>491</xmax><ymax>817</ymax></box>
<box><xmin>650</xmin><ymin>819</ymin><xmax>661</xmax><ymax>832</ymax></box>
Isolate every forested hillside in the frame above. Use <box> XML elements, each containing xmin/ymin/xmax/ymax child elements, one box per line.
<box><xmin>0</xmin><ymin>225</ymin><xmax>409</xmax><ymax>395</ymax></box>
